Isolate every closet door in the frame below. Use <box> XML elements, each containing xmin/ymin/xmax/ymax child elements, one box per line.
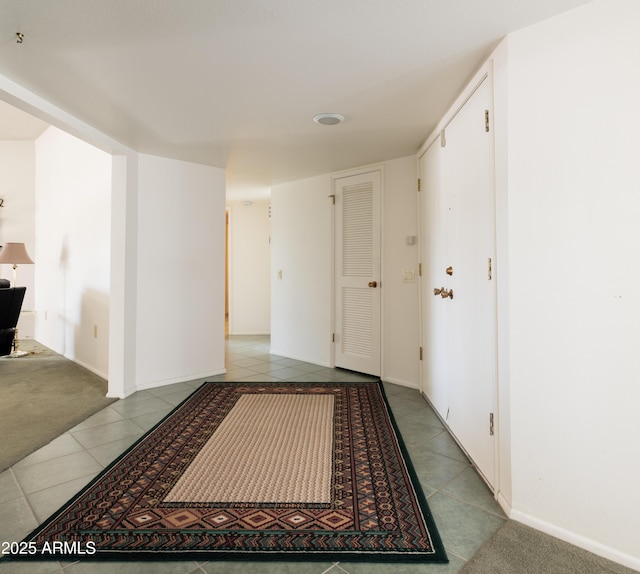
<box><xmin>419</xmin><ymin>75</ymin><xmax>497</xmax><ymax>488</ymax></box>
<box><xmin>334</xmin><ymin>170</ymin><xmax>382</xmax><ymax>376</ymax></box>
<box><xmin>419</xmin><ymin>141</ymin><xmax>449</xmax><ymax>416</ymax></box>
<box><xmin>444</xmin><ymin>76</ymin><xmax>496</xmax><ymax>487</ymax></box>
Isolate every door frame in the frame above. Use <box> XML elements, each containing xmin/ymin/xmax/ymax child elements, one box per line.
<box><xmin>330</xmin><ymin>164</ymin><xmax>385</xmax><ymax>377</ymax></box>
<box><xmin>417</xmin><ymin>63</ymin><xmax>501</xmax><ymax>493</ymax></box>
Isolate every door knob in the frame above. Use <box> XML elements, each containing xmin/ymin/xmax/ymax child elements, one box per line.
<box><xmin>368</xmin><ymin>281</ymin><xmax>378</xmax><ymax>288</ymax></box>
<box><xmin>441</xmin><ymin>288</ymin><xmax>454</xmax><ymax>299</ymax></box>
<box><xmin>446</xmin><ymin>266</ymin><xmax>453</xmax><ymax>276</ymax></box>
<box><xmin>433</xmin><ymin>287</ymin><xmax>443</xmax><ymax>296</ymax></box>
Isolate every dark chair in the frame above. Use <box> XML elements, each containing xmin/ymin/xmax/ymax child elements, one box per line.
<box><xmin>0</xmin><ymin>285</ymin><xmax>26</xmax><ymax>356</ymax></box>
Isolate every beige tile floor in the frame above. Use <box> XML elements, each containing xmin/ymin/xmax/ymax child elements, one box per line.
<box><xmin>0</xmin><ymin>336</ymin><xmax>505</xmax><ymax>573</ymax></box>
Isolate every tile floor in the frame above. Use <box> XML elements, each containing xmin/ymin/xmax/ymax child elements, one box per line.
<box><xmin>0</xmin><ymin>336</ymin><xmax>505</xmax><ymax>573</ymax></box>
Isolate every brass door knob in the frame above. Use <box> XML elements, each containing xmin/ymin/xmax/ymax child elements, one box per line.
<box><xmin>368</xmin><ymin>281</ymin><xmax>378</xmax><ymax>288</ymax></box>
<box><xmin>433</xmin><ymin>287</ymin><xmax>443</xmax><ymax>296</ymax></box>
<box><xmin>446</xmin><ymin>266</ymin><xmax>453</xmax><ymax>276</ymax></box>
<box><xmin>441</xmin><ymin>288</ymin><xmax>454</xmax><ymax>299</ymax></box>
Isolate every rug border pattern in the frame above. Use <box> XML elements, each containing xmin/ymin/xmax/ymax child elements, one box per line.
<box><xmin>5</xmin><ymin>381</ymin><xmax>448</xmax><ymax>563</ymax></box>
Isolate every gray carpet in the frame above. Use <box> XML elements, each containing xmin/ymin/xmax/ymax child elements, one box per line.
<box><xmin>0</xmin><ymin>339</ymin><xmax>116</xmax><ymax>472</ymax></box>
<box><xmin>460</xmin><ymin>520</ymin><xmax>636</xmax><ymax>574</ymax></box>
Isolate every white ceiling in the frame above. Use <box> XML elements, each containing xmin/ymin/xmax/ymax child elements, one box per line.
<box><xmin>0</xmin><ymin>0</ymin><xmax>592</xmax><ymax>199</ymax></box>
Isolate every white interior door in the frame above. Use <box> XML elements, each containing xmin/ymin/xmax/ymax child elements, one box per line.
<box><xmin>334</xmin><ymin>170</ymin><xmax>381</xmax><ymax>376</ymax></box>
<box><xmin>419</xmin><ymin>141</ymin><xmax>449</xmax><ymax>415</ymax></box>
<box><xmin>419</xmin><ymin>76</ymin><xmax>497</xmax><ymax>487</ymax></box>
<box><xmin>444</xmin><ymin>77</ymin><xmax>496</xmax><ymax>487</ymax></box>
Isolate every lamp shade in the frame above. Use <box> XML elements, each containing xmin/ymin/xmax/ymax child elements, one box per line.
<box><xmin>0</xmin><ymin>243</ymin><xmax>34</xmax><ymax>265</ymax></box>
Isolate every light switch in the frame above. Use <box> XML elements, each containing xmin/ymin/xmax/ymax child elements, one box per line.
<box><xmin>402</xmin><ymin>269</ymin><xmax>415</xmax><ymax>283</ymax></box>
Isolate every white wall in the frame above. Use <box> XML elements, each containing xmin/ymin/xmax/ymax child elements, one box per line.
<box><xmin>505</xmin><ymin>1</ymin><xmax>640</xmax><ymax>568</ymax></box>
<box><xmin>227</xmin><ymin>200</ymin><xmax>271</xmax><ymax>335</ymax></box>
<box><xmin>34</xmin><ymin>127</ymin><xmax>112</xmax><ymax>377</ymax></box>
<box><xmin>490</xmin><ymin>39</ymin><xmax>513</xmax><ymax>513</ymax></box>
<box><xmin>270</xmin><ymin>158</ymin><xmax>420</xmax><ymax>384</ymax></box>
<box><xmin>135</xmin><ymin>154</ymin><xmax>226</xmax><ymax>389</ymax></box>
<box><xmin>382</xmin><ymin>157</ymin><xmax>420</xmax><ymax>387</ymax></box>
<box><xmin>271</xmin><ymin>174</ymin><xmax>333</xmax><ymax>365</ymax></box>
<box><xmin>108</xmin><ymin>152</ymin><xmax>139</xmax><ymax>398</ymax></box>
<box><xmin>0</xmin><ymin>141</ymin><xmax>36</xmax><ymax>337</ymax></box>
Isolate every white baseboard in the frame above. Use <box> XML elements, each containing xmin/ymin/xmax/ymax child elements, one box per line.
<box><xmin>496</xmin><ymin>491</ymin><xmax>512</xmax><ymax>517</ymax></box>
<box><xmin>70</xmin><ymin>357</ymin><xmax>108</xmax><ymax>381</ymax></box>
<box><xmin>134</xmin><ymin>367</ymin><xmax>226</xmax><ymax>392</ymax></box>
<box><xmin>267</xmin><ymin>348</ymin><xmax>331</xmax><ymax>368</ymax></box>
<box><xmin>228</xmin><ymin>331</ymin><xmax>270</xmax><ymax>336</ymax></box>
<box><xmin>107</xmin><ymin>387</ymin><xmax>135</xmax><ymax>400</ymax></box>
<box><xmin>381</xmin><ymin>376</ymin><xmax>419</xmax><ymax>390</ymax></box>
<box><xmin>510</xmin><ymin>509</ymin><xmax>640</xmax><ymax>572</ymax></box>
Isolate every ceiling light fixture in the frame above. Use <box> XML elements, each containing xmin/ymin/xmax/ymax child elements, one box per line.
<box><xmin>313</xmin><ymin>113</ymin><xmax>345</xmax><ymax>126</ymax></box>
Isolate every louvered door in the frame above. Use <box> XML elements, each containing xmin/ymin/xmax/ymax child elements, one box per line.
<box><xmin>334</xmin><ymin>170</ymin><xmax>381</xmax><ymax>376</ymax></box>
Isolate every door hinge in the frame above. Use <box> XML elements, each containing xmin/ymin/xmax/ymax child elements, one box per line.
<box><xmin>419</xmin><ymin>347</ymin><xmax>423</xmax><ymax>361</ymax></box>
<box><xmin>485</xmin><ymin>109</ymin><xmax>490</xmax><ymax>132</ymax></box>
<box><xmin>332</xmin><ymin>333</ymin><xmax>335</xmax><ymax>343</ymax></box>
<box><xmin>489</xmin><ymin>412</ymin><xmax>494</xmax><ymax>436</ymax></box>
<box><xmin>418</xmin><ymin>263</ymin><xmax>422</xmax><ymax>277</ymax></box>
<box><xmin>329</xmin><ymin>194</ymin><xmax>335</xmax><ymax>205</ymax></box>
<box><xmin>417</xmin><ymin>178</ymin><xmax>421</xmax><ymax>192</ymax></box>
<box><xmin>487</xmin><ymin>258</ymin><xmax>492</xmax><ymax>280</ymax></box>
<box><xmin>440</xmin><ymin>128</ymin><xmax>446</xmax><ymax>147</ymax></box>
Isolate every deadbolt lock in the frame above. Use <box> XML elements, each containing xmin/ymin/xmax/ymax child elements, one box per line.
<box><xmin>446</xmin><ymin>266</ymin><xmax>453</xmax><ymax>276</ymax></box>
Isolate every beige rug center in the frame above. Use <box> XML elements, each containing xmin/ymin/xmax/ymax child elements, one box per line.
<box><xmin>164</xmin><ymin>393</ymin><xmax>335</xmax><ymax>504</ymax></box>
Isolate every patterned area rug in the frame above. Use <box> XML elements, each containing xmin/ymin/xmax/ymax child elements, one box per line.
<box><xmin>7</xmin><ymin>381</ymin><xmax>448</xmax><ymax>563</ymax></box>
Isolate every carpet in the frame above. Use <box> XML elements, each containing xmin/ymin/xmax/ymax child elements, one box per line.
<box><xmin>460</xmin><ymin>521</ymin><xmax>636</xmax><ymax>574</ymax></box>
<box><xmin>0</xmin><ymin>339</ymin><xmax>116</xmax><ymax>472</ymax></box>
<box><xmin>6</xmin><ymin>381</ymin><xmax>448</xmax><ymax>563</ymax></box>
